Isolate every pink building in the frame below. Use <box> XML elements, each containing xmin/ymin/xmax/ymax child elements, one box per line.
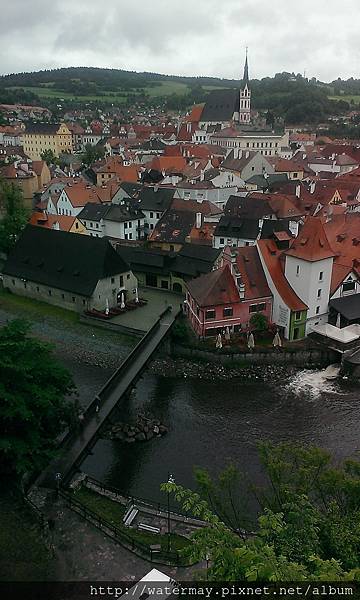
<box><xmin>185</xmin><ymin>246</ymin><xmax>272</xmax><ymax>337</ymax></box>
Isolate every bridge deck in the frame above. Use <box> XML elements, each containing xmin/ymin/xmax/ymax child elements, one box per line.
<box><xmin>36</xmin><ymin>307</ymin><xmax>180</xmax><ymax>489</ymax></box>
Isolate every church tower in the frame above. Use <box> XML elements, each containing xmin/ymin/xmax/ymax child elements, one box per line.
<box><xmin>239</xmin><ymin>49</ymin><xmax>251</xmax><ymax>124</ymax></box>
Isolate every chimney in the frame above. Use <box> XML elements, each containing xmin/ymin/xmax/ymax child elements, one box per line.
<box><xmin>200</xmin><ymin>169</ymin><xmax>204</xmax><ymax>182</ymax></box>
<box><xmin>245</xmin><ymin>150</ymin><xmax>250</xmax><ymax>159</ymax></box>
<box><xmin>195</xmin><ymin>212</ymin><xmax>202</xmax><ymax>229</ymax></box>
<box><xmin>295</xmin><ymin>184</ymin><xmax>301</xmax><ymax>198</ymax></box>
<box><xmin>237</xmin><ymin>277</ymin><xmax>245</xmax><ymax>299</ymax></box>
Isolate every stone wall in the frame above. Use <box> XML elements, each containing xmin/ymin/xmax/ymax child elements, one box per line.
<box><xmin>171</xmin><ymin>343</ymin><xmax>339</xmax><ymax>367</ymax></box>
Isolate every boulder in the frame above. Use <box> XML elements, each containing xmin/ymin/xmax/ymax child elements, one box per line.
<box><xmin>127</xmin><ymin>430</ymin><xmax>136</xmax><ymax>437</ymax></box>
<box><xmin>135</xmin><ymin>432</ymin><xmax>146</xmax><ymax>442</ymax></box>
<box><xmin>159</xmin><ymin>425</ymin><xmax>168</xmax><ymax>435</ymax></box>
<box><xmin>146</xmin><ymin>431</ymin><xmax>154</xmax><ymax>441</ymax></box>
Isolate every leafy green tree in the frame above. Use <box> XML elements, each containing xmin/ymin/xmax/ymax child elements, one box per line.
<box><xmin>0</xmin><ymin>320</ymin><xmax>77</xmax><ymax>476</ymax></box>
<box><xmin>40</xmin><ymin>149</ymin><xmax>59</xmax><ymax>166</ymax></box>
<box><xmin>249</xmin><ymin>312</ymin><xmax>269</xmax><ymax>331</ymax></box>
<box><xmin>81</xmin><ymin>143</ymin><xmax>105</xmax><ymax>167</ymax></box>
<box><xmin>0</xmin><ymin>179</ymin><xmax>29</xmax><ymax>254</ymax></box>
<box><xmin>162</xmin><ymin>443</ymin><xmax>360</xmax><ymax>580</ymax></box>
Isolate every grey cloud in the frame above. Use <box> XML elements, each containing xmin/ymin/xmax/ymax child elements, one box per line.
<box><xmin>1</xmin><ymin>0</ymin><xmax>360</xmax><ymax>80</ymax></box>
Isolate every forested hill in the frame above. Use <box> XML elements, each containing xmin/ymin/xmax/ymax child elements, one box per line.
<box><xmin>0</xmin><ymin>67</ymin><xmax>358</xmax><ymax>123</ymax></box>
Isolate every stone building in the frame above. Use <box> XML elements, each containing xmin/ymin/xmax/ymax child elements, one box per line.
<box><xmin>2</xmin><ymin>225</ymin><xmax>138</xmax><ymax>312</ymax></box>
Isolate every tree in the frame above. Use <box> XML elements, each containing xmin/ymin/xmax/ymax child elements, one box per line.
<box><xmin>161</xmin><ymin>443</ymin><xmax>360</xmax><ymax>580</ymax></box>
<box><xmin>0</xmin><ymin>178</ymin><xmax>29</xmax><ymax>254</ymax></box>
<box><xmin>0</xmin><ymin>320</ymin><xmax>77</xmax><ymax>476</ymax></box>
<box><xmin>249</xmin><ymin>312</ymin><xmax>269</xmax><ymax>331</ymax></box>
<box><xmin>40</xmin><ymin>148</ymin><xmax>59</xmax><ymax>166</ymax></box>
<box><xmin>81</xmin><ymin>143</ymin><xmax>105</xmax><ymax>167</ymax></box>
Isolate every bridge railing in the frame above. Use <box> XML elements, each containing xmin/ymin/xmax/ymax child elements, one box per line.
<box><xmin>83</xmin><ymin>306</ymin><xmax>173</xmax><ymax>418</ymax></box>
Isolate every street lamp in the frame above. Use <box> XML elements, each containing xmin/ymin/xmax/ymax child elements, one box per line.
<box><xmin>167</xmin><ymin>473</ymin><xmax>175</xmax><ymax>553</ymax></box>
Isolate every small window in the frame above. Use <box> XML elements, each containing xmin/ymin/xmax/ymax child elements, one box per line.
<box><xmin>205</xmin><ymin>309</ymin><xmax>216</xmax><ymax>320</ymax></box>
<box><xmin>82</xmin><ymin>299</ymin><xmax>86</xmax><ymax>305</ymax></box>
<box><xmin>127</xmin><ymin>274</ymin><xmax>130</xmax><ymax>279</ymax></box>
<box><xmin>220</xmin><ymin>238</ymin><xmax>225</xmax><ymax>245</ymax></box>
<box><xmin>12</xmin><ymin>279</ymin><xmax>15</xmax><ymax>285</ymax></box>
<box><xmin>62</xmin><ymin>293</ymin><xmax>65</xmax><ymax>299</ymax></box>
<box><xmin>161</xmin><ymin>280</ymin><xmax>169</xmax><ymax>289</ymax></box>
<box><xmin>120</xmin><ymin>275</ymin><xmax>124</xmax><ymax>287</ymax></box>
<box><xmin>319</xmin><ymin>271</ymin><xmax>323</xmax><ymax>281</ymax></box>
<box><xmin>295</xmin><ymin>311</ymin><xmax>302</xmax><ymax>321</ymax></box>
<box><xmin>317</xmin><ymin>289</ymin><xmax>321</xmax><ymax>298</ymax></box>
<box><xmin>111</xmin><ymin>277</ymin><xmax>115</xmax><ymax>284</ymax></box>
<box><xmin>343</xmin><ymin>281</ymin><xmax>355</xmax><ymax>292</ymax></box>
<box><xmin>150</xmin><ymin>212</ymin><xmax>154</xmax><ymax>218</ymax></box>
<box><xmin>48</xmin><ymin>289</ymin><xmax>51</xmax><ymax>296</ymax></box>
<box><xmin>223</xmin><ymin>307</ymin><xmax>233</xmax><ymax>318</ymax></box>
<box><xmin>296</xmin><ymin>265</ymin><xmax>300</xmax><ymax>276</ymax></box>
<box><xmin>316</xmin><ymin>306</ymin><xmax>320</xmax><ymax>314</ymax></box>
<box><xmin>72</xmin><ymin>297</ymin><xmax>75</xmax><ymax>303</ymax></box>
<box><xmin>36</xmin><ymin>286</ymin><xmax>40</xmax><ymax>292</ymax></box>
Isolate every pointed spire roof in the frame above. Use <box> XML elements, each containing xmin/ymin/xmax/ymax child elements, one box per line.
<box><xmin>285</xmin><ymin>216</ymin><xmax>336</xmax><ymax>262</ymax></box>
<box><xmin>243</xmin><ymin>48</ymin><xmax>249</xmax><ymax>83</ymax></box>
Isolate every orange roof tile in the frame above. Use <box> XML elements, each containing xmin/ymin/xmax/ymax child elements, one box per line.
<box><xmin>285</xmin><ymin>216</ymin><xmax>336</xmax><ymax>262</ymax></box>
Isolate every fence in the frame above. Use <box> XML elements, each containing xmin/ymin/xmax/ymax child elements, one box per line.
<box><xmin>60</xmin><ymin>489</ymin><xmax>191</xmax><ymax>567</ymax></box>
<box><xmin>83</xmin><ymin>475</ymin><xmax>205</xmax><ymax>526</ymax></box>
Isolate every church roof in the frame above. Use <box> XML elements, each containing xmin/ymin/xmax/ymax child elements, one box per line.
<box><xmin>200</xmin><ymin>89</ymin><xmax>239</xmax><ymax>123</ymax></box>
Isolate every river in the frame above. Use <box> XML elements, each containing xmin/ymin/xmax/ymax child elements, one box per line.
<box><xmin>81</xmin><ymin>367</ymin><xmax>360</xmax><ymax>508</ymax></box>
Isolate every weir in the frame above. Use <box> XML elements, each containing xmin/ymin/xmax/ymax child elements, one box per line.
<box><xmin>35</xmin><ymin>305</ymin><xmax>180</xmax><ymax>490</ymax></box>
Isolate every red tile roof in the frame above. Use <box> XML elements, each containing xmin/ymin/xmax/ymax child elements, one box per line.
<box><xmin>257</xmin><ymin>239</ymin><xmax>307</xmax><ymax>311</ymax></box>
<box><xmin>186</xmin><ymin>264</ymin><xmax>240</xmax><ymax>307</ymax></box>
<box><xmin>285</xmin><ymin>216</ymin><xmax>336</xmax><ymax>262</ymax></box>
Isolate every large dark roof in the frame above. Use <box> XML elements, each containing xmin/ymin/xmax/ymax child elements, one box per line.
<box><xmin>225</xmin><ymin>195</ymin><xmax>273</xmax><ymax>219</ymax></box>
<box><xmin>120</xmin><ymin>181</ymin><xmax>143</xmax><ymax>197</ymax></box>
<box><xmin>329</xmin><ymin>294</ymin><xmax>360</xmax><ymax>321</ymax></box>
<box><xmin>3</xmin><ymin>225</ymin><xmax>130</xmax><ymax>297</ymax></box>
<box><xmin>150</xmin><ymin>209</ymin><xmax>196</xmax><ymax>244</ymax></box>
<box><xmin>200</xmin><ymin>89</ymin><xmax>239</xmax><ymax>123</ymax></box>
<box><xmin>117</xmin><ymin>243</ymin><xmax>220</xmax><ymax>279</ymax></box>
<box><xmin>136</xmin><ymin>187</ymin><xmax>175</xmax><ymax>212</ymax></box>
<box><xmin>78</xmin><ymin>203</ymin><xmax>109</xmax><ymax>222</ymax></box>
<box><xmin>214</xmin><ymin>216</ymin><xmax>260</xmax><ymax>240</ymax></box>
<box><xmin>25</xmin><ymin>122</ymin><xmax>62</xmax><ymax>134</ymax></box>
<box><xmin>104</xmin><ymin>203</ymin><xmax>144</xmax><ymax>223</ymax></box>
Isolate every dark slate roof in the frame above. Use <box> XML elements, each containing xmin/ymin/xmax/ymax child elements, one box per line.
<box><xmin>3</xmin><ymin>225</ymin><xmax>130</xmax><ymax>297</ymax></box>
<box><xmin>136</xmin><ymin>187</ymin><xmax>175</xmax><ymax>212</ymax></box>
<box><xmin>120</xmin><ymin>181</ymin><xmax>143</xmax><ymax>198</ymax></box>
<box><xmin>225</xmin><ymin>195</ymin><xmax>274</xmax><ymax>219</ymax></box>
<box><xmin>104</xmin><ymin>203</ymin><xmax>144</xmax><ymax>223</ymax></box>
<box><xmin>78</xmin><ymin>203</ymin><xmax>109</xmax><ymax>222</ymax></box>
<box><xmin>25</xmin><ymin>122</ymin><xmax>62</xmax><ymax>134</ymax></box>
<box><xmin>200</xmin><ymin>89</ymin><xmax>239</xmax><ymax>123</ymax></box>
<box><xmin>117</xmin><ymin>243</ymin><xmax>220</xmax><ymax>280</ymax></box>
<box><xmin>214</xmin><ymin>216</ymin><xmax>260</xmax><ymax>240</ymax></box>
<box><xmin>150</xmin><ymin>209</ymin><xmax>195</xmax><ymax>244</ymax></box>
<box><xmin>260</xmin><ymin>219</ymin><xmax>292</xmax><ymax>239</ymax></box>
<box><xmin>141</xmin><ymin>139</ymin><xmax>166</xmax><ymax>151</ymax></box>
<box><xmin>329</xmin><ymin>294</ymin><xmax>360</xmax><ymax>321</ymax></box>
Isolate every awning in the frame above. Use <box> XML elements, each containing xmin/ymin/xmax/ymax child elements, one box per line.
<box><xmin>329</xmin><ymin>294</ymin><xmax>360</xmax><ymax>321</ymax></box>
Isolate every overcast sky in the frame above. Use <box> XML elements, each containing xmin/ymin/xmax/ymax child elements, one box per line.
<box><xmin>1</xmin><ymin>0</ymin><xmax>359</xmax><ymax>81</ymax></box>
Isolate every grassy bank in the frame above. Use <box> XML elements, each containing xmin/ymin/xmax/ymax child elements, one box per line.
<box><xmin>74</xmin><ymin>486</ymin><xmax>191</xmax><ymax>552</ymax></box>
<box><xmin>0</xmin><ymin>483</ymin><xmax>54</xmax><ymax>581</ymax></box>
<box><xmin>0</xmin><ymin>288</ymin><xmax>137</xmax><ymax>347</ymax></box>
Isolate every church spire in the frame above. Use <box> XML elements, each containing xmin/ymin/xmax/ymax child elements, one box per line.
<box><xmin>243</xmin><ymin>47</ymin><xmax>249</xmax><ymax>83</ymax></box>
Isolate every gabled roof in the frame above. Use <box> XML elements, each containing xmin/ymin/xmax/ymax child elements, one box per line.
<box><xmin>234</xmin><ymin>246</ymin><xmax>271</xmax><ymax>300</ymax></box>
<box><xmin>257</xmin><ymin>239</ymin><xmax>307</xmax><ymax>311</ymax></box>
<box><xmin>200</xmin><ymin>89</ymin><xmax>239</xmax><ymax>123</ymax></box>
<box><xmin>285</xmin><ymin>216</ymin><xmax>336</xmax><ymax>262</ymax></box>
<box><xmin>186</xmin><ymin>264</ymin><xmax>240</xmax><ymax>307</ymax></box>
<box><xmin>24</xmin><ymin>122</ymin><xmax>66</xmax><ymax>135</ymax></box>
<box><xmin>214</xmin><ymin>216</ymin><xmax>260</xmax><ymax>241</ymax></box>
<box><xmin>3</xmin><ymin>225</ymin><xmax>130</xmax><ymax>297</ymax></box>
<box><xmin>149</xmin><ymin>209</ymin><xmax>196</xmax><ymax>244</ymax></box>
<box><xmin>29</xmin><ymin>212</ymin><xmax>78</xmax><ymax>232</ymax></box>
<box><xmin>78</xmin><ymin>203</ymin><xmax>109</xmax><ymax>222</ymax></box>
<box><xmin>136</xmin><ymin>187</ymin><xmax>175</xmax><ymax>212</ymax></box>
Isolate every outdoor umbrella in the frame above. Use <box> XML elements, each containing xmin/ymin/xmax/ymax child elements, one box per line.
<box><xmin>216</xmin><ymin>333</ymin><xmax>222</xmax><ymax>349</ymax></box>
<box><xmin>272</xmin><ymin>331</ymin><xmax>282</xmax><ymax>348</ymax></box>
<box><xmin>225</xmin><ymin>326</ymin><xmax>231</xmax><ymax>341</ymax></box>
<box><xmin>105</xmin><ymin>298</ymin><xmax>110</xmax><ymax>315</ymax></box>
<box><xmin>120</xmin><ymin>291</ymin><xmax>125</xmax><ymax>309</ymax></box>
<box><xmin>135</xmin><ymin>287</ymin><xmax>139</xmax><ymax>303</ymax></box>
<box><xmin>247</xmin><ymin>332</ymin><xmax>255</xmax><ymax>350</ymax></box>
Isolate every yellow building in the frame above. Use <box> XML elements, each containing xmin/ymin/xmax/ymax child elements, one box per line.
<box><xmin>23</xmin><ymin>122</ymin><xmax>73</xmax><ymax>160</ymax></box>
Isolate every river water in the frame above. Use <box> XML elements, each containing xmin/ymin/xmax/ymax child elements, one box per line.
<box><xmin>82</xmin><ymin>367</ymin><xmax>360</xmax><ymax>507</ymax></box>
